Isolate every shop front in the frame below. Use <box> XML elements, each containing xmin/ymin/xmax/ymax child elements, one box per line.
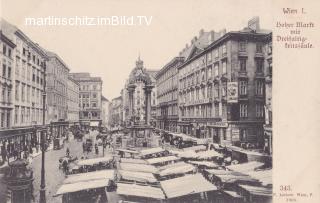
<box><xmin>263</xmin><ymin>124</ymin><xmax>272</xmax><ymax>155</ymax></box>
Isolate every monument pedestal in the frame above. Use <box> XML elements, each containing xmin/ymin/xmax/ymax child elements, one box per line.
<box><xmin>125</xmin><ymin>125</ymin><xmax>159</xmax><ymax>148</ymax></box>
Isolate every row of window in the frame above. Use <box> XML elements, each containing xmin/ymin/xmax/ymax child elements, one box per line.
<box><xmin>179</xmin><ymin>80</ymin><xmax>264</xmax><ymax>103</ymax></box>
<box><xmin>80</xmin><ymin>102</ymin><xmax>98</xmax><ymax>108</ymax></box>
<box><xmin>80</xmin><ymin>84</ymin><xmax>100</xmax><ymax>91</ymax></box>
<box><xmin>158</xmin><ymin>90</ymin><xmax>178</xmax><ymax>104</ymax></box>
<box><xmin>15</xmin><ymin>59</ymin><xmax>44</xmax><ymax>86</ymax></box>
<box><xmin>15</xmin><ymin>82</ymin><xmax>43</xmax><ymax>105</ymax></box>
<box><xmin>180</xmin><ymin>102</ymin><xmax>264</xmax><ymax>118</ymax></box>
<box><xmin>0</xmin><ymin>85</ymin><xmax>12</xmax><ymax>104</ymax></box>
<box><xmin>1</xmin><ymin>59</ymin><xmax>12</xmax><ymax>79</ymax></box>
<box><xmin>14</xmin><ymin>106</ymin><xmax>43</xmax><ymax>125</ymax></box>
<box><xmin>2</xmin><ymin>44</ymin><xmax>13</xmax><ymax>59</ymax></box>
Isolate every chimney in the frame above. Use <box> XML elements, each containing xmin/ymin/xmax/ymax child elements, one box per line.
<box><xmin>248</xmin><ymin>16</ymin><xmax>260</xmax><ymax>31</ymax></box>
<box><xmin>220</xmin><ymin>29</ymin><xmax>227</xmax><ymax>36</ymax></box>
<box><xmin>209</xmin><ymin>30</ymin><xmax>215</xmax><ymax>43</ymax></box>
<box><xmin>199</xmin><ymin>29</ymin><xmax>204</xmax><ymax>37</ymax></box>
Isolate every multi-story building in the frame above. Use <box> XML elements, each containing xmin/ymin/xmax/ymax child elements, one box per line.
<box><xmin>177</xmin><ymin>17</ymin><xmax>271</xmax><ymax>148</ymax></box>
<box><xmin>46</xmin><ymin>51</ymin><xmax>69</xmax><ymax>123</ymax></box>
<box><xmin>122</xmin><ymin>57</ymin><xmax>158</xmax><ymax>126</ymax></box>
<box><xmin>0</xmin><ymin>30</ymin><xmax>16</xmax><ymax>129</ymax></box>
<box><xmin>155</xmin><ymin>57</ymin><xmax>183</xmax><ymax>132</ymax></box>
<box><xmin>1</xmin><ymin>19</ymin><xmax>48</xmax><ymax>128</ymax></box>
<box><xmin>69</xmin><ymin>73</ymin><xmax>102</xmax><ymax>127</ymax></box>
<box><xmin>155</xmin><ymin>29</ymin><xmax>222</xmax><ymax>132</ymax></box>
<box><xmin>110</xmin><ymin>96</ymin><xmax>123</xmax><ymax>127</ymax></box>
<box><xmin>67</xmin><ymin>76</ymin><xmax>80</xmax><ymax>123</ymax></box>
<box><xmin>264</xmin><ymin>33</ymin><xmax>272</xmax><ymax>154</ymax></box>
<box><xmin>101</xmin><ymin>95</ymin><xmax>110</xmax><ymax>128</ymax></box>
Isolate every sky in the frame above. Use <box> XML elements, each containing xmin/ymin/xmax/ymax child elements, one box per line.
<box><xmin>1</xmin><ymin>0</ymin><xmax>273</xmax><ymax>100</ymax></box>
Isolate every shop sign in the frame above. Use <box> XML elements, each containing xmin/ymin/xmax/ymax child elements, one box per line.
<box><xmin>209</xmin><ymin>122</ymin><xmax>228</xmax><ymax>128</ymax></box>
<box><xmin>232</xmin><ymin>129</ymin><xmax>240</xmax><ymax>141</ymax></box>
<box><xmin>227</xmin><ymin>82</ymin><xmax>238</xmax><ymax>103</ymax></box>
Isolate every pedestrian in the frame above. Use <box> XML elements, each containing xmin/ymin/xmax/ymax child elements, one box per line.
<box><xmin>62</xmin><ymin>159</ymin><xmax>68</xmax><ymax>174</ymax></box>
<box><xmin>66</xmin><ymin>147</ymin><xmax>70</xmax><ymax>157</ymax></box>
<box><xmin>95</xmin><ymin>144</ymin><xmax>99</xmax><ymax>155</ymax></box>
<box><xmin>82</xmin><ymin>142</ymin><xmax>86</xmax><ymax>154</ymax></box>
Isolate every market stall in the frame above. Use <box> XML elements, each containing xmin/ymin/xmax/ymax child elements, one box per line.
<box><xmin>146</xmin><ymin>156</ymin><xmax>181</xmax><ymax>166</ymax></box>
<box><xmin>226</xmin><ymin>161</ymin><xmax>264</xmax><ymax>173</ymax></box>
<box><xmin>117</xmin><ymin>183</ymin><xmax>165</xmax><ymax>203</ymax></box>
<box><xmin>160</xmin><ymin>174</ymin><xmax>217</xmax><ymax>202</ymax></box>
<box><xmin>139</xmin><ymin>147</ymin><xmax>168</xmax><ymax>158</ymax></box>
<box><xmin>118</xmin><ymin>170</ymin><xmax>158</xmax><ymax>184</ymax></box>
<box><xmin>158</xmin><ymin>162</ymin><xmax>196</xmax><ymax>179</ymax></box>
<box><xmin>120</xmin><ymin>158</ymin><xmax>148</xmax><ymax>165</ymax></box>
<box><xmin>119</xmin><ymin>162</ymin><xmax>158</xmax><ymax>174</ymax></box>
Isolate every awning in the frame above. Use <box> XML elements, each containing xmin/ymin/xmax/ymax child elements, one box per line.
<box><xmin>159</xmin><ymin>162</ymin><xmax>195</xmax><ymax>177</ymax></box>
<box><xmin>90</xmin><ymin>121</ymin><xmax>100</xmax><ymax>127</ymax></box>
<box><xmin>222</xmin><ymin>190</ymin><xmax>243</xmax><ymax>198</ymax></box>
<box><xmin>226</xmin><ymin>161</ymin><xmax>264</xmax><ymax>173</ymax></box>
<box><xmin>177</xmin><ymin>150</ymin><xmax>198</xmax><ymax>159</ymax></box>
<box><xmin>242</xmin><ymin>169</ymin><xmax>272</xmax><ymax>186</ymax></box>
<box><xmin>238</xmin><ymin>184</ymin><xmax>272</xmax><ymax>197</ymax></box>
<box><xmin>146</xmin><ymin>156</ymin><xmax>180</xmax><ymax>165</ymax></box>
<box><xmin>140</xmin><ymin>147</ymin><xmax>166</xmax><ymax>157</ymax></box>
<box><xmin>182</xmin><ymin>145</ymin><xmax>206</xmax><ymax>152</ymax></box>
<box><xmin>63</xmin><ymin>170</ymin><xmax>115</xmax><ymax>184</ymax></box>
<box><xmin>55</xmin><ymin>179</ymin><xmax>109</xmax><ymax>196</ymax></box>
<box><xmin>196</xmin><ymin>150</ymin><xmax>224</xmax><ymax>159</ymax></box>
<box><xmin>117</xmin><ymin>183</ymin><xmax>165</xmax><ymax>199</ymax></box>
<box><xmin>76</xmin><ymin>156</ymin><xmax>113</xmax><ymax>166</ymax></box>
<box><xmin>120</xmin><ymin>158</ymin><xmax>148</xmax><ymax>165</ymax></box>
<box><xmin>188</xmin><ymin>161</ymin><xmax>219</xmax><ymax>168</ymax></box>
<box><xmin>118</xmin><ymin>170</ymin><xmax>158</xmax><ymax>183</ymax></box>
<box><xmin>116</xmin><ymin>148</ymin><xmax>139</xmax><ymax>154</ymax></box>
<box><xmin>119</xmin><ymin>163</ymin><xmax>158</xmax><ymax>174</ymax></box>
<box><xmin>160</xmin><ymin>174</ymin><xmax>217</xmax><ymax>199</ymax></box>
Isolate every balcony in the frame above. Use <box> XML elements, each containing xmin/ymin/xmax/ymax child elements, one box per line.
<box><xmin>220</xmin><ymin>73</ymin><xmax>228</xmax><ymax>81</ymax></box>
<box><xmin>238</xmin><ymin>94</ymin><xmax>249</xmax><ymax>101</ymax></box>
<box><xmin>213</xmin><ymin>76</ymin><xmax>220</xmax><ymax>84</ymax></box>
<box><xmin>255</xmin><ymin>72</ymin><xmax>264</xmax><ymax>79</ymax></box>
<box><xmin>238</xmin><ymin>51</ymin><xmax>248</xmax><ymax>57</ymax></box>
<box><xmin>254</xmin><ymin>52</ymin><xmax>264</xmax><ymax>58</ymax></box>
<box><xmin>265</xmin><ymin>72</ymin><xmax>272</xmax><ymax>83</ymax></box>
<box><xmin>238</xmin><ymin>71</ymin><xmax>248</xmax><ymax>78</ymax></box>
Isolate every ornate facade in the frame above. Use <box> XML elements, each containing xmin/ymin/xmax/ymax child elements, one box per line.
<box><xmin>123</xmin><ymin>57</ymin><xmax>157</xmax><ymax>126</ymax></box>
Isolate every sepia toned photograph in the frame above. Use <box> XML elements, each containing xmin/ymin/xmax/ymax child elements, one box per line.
<box><xmin>8</xmin><ymin>0</ymin><xmax>320</xmax><ymax>203</ymax></box>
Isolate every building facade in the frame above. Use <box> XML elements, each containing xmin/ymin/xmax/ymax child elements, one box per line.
<box><xmin>264</xmin><ymin>33</ymin><xmax>272</xmax><ymax>154</ymax></box>
<box><xmin>110</xmin><ymin>96</ymin><xmax>123</xmax><ymax>127</ymax></box>
<box><xmin>1</xmin><ymin>20</ymin><xmax>48</xmax><ymax>128</ymax></box>
<box><xmin>155</xmin><ymin>57</ymin><xmax>183</xmax><ymax>132</ymax></box>
<box><xmin>101</xmin><ymin>95</ymin><xmax>110</xmax><ymax>128</ymax></box>
<box><xmin>67</xmin><ymin>76</ymin><xmax>80</xmax><ymax>123</ymax></box>
<box><xmin>177</xmin><ymin>17</ymin><xmax>271</xmax><ymax>148</ymax></box>
<box><xmin>46</xmin><ymin>51</ymin><xmax>69</xmax><ymax>123</ymax></box>
<box><xmin>69</xmin><ymin>73</ymin><xmax>102</xmax><ymax>127</ymax></box>
<box><xmin>0</xmin><ymin>31</ymin><xmax>16</xmax><ymax>129</ymax></box>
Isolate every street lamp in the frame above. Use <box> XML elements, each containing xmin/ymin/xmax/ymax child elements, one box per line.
<box><xmin>40</xmin><ymin>61</ymin><xmax>47</xmax><ymax>203</ymax></box>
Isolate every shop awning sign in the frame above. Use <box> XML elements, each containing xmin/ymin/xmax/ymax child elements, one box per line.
<box><xmin>227</xmin><ymin>82</ymin><xmax>238</xmax><ymax>103</ymax></box>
